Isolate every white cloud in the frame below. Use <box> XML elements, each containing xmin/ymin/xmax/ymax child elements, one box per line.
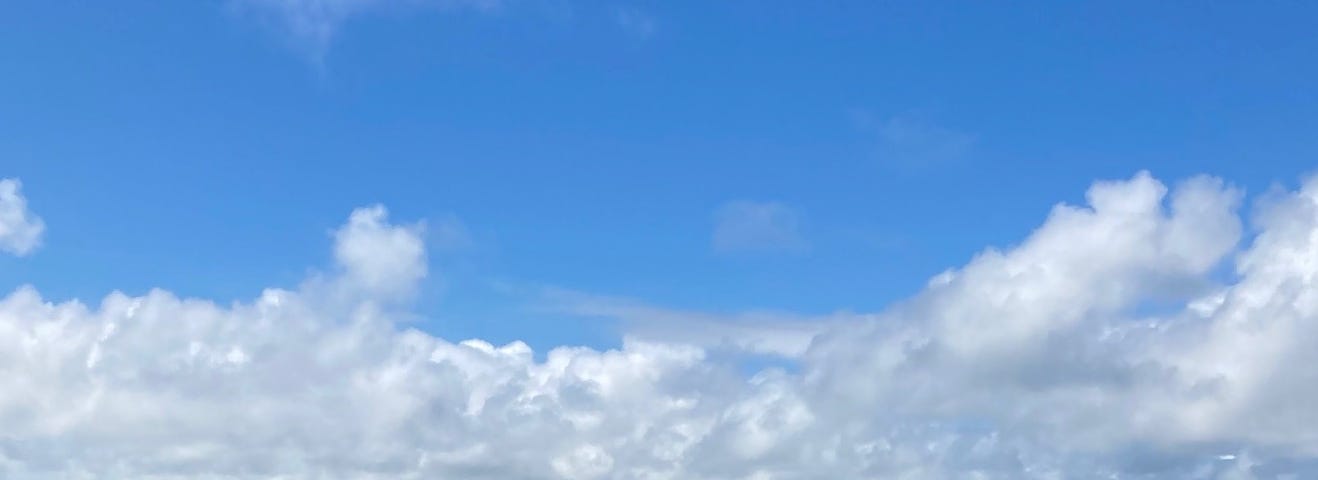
<box><xmin>8</xmin><ymin>172</ymin><xmax>1318</xmax><ymax>477</ymax></box>
<box><xmin>0</xmin><ymin>178</ymin><xmax>45</xmax><ymax>257</ymax></box>
<box><xmin>332</xmin><ymin>204</ymin><xmax>427</xmax><ymax>298</ymax></box>
<box><xmin>231</xmin><ymin>0</ymin><xmax>501</xmax><ymax>57</ymax></box>
<box><xmin>712</xmin><ymin>201</ymin><xmax>808</xmax><ymax>254</ymax></box>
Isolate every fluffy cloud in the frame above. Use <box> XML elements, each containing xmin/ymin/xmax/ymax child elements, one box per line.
<box><xmin>5</xmin><ymin>172</ymin><xmax>1318</xmax><ymax>477</ymax></box>
<box><xmin>0</xmin><ymin>178</ymin><xmax>44</xmax><ymax>256</ymax></box>
<box><xmin>331</xmin><ymin>204</ymin><xmax>427</xmax><ymax>298</ymax></box>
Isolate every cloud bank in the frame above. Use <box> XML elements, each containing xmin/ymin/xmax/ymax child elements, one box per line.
<box><xmin>0</xmin><ymin>178</ymin><xmax>44</xmax><ymax>256</ymax></box>
<box><xmin>3</xmin><ymin>172</ymin><xmax>1318</xmax><ymax>478</ymax></box>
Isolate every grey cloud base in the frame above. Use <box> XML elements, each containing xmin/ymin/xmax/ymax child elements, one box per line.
<box><xmin>2</xmin><ymin>172</ymin><xmax>1317</xmax><ymax>478</ymax></box>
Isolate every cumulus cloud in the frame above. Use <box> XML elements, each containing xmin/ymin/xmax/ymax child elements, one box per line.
<box><xmin>712</xmin><ymin>201</ymin><xmax>808</xmax><ymax>254</ymax></box>
<box><xmin>0</xmin><ymin>178</ymin><xmax>45</xmax><ymax>256</ymax></box>
<box><xmin>332</xmin><ymin>204</ymin><xmax>427</xmax><ymax>298</ymax></box>
<box><xmin>8</xmin><ymin>172</ymin><xmax>1318</xmax><ymax>477</ymax></box>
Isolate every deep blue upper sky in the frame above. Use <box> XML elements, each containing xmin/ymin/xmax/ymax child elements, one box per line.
<box><xmin>3</xmin><ymin>1</ymin><xmax>1317</xmax><ymax>350</ymax></box>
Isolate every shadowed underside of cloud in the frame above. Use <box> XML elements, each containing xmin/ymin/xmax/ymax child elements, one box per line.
<box><xmin>4</xmin><ymin>171</ymin><xmax>1318</xmax><ymax>478</ymax></box>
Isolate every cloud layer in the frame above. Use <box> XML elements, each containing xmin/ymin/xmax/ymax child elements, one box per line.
<box><xmin>0</xmin><ymin>178</ymin><xmax>45</xmax><ymax>256</ymax></box>
<box><xmin>3</xmin><ymin>172</ymin><xmax>1318</xmax><ymax>478</ymax></box>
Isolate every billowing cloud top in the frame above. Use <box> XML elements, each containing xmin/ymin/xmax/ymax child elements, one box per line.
<box><xmin>2</xmin><ymin>173</ymin><xmax>1318</xmax><ymax>478</ymax></box>
<box><xmin>0</xmin><ymin>178</ymin><xmax>44</xmax><ymax>256</ymax></box>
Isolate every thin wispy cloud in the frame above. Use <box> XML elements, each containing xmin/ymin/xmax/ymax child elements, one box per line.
<box><xmin>540</xmin><ymin>287</ymin><xmax>853</xmax><ymax>358</ymax></box>
<box><xmin>854</xmin><ymin>111</ymin><xmax>977</xmax><ymax>167</ymax></box>
<box><xmin>613</xmin><ymin>6</ymin><xmax>657</xmax><ymax>38</ymax></box>
<box><xmin>712</xmin><ymin>200</ymin><xmax>808</xmax><ymax>254</ymax></box>
<box><xmin>230</xmin><ymin>0</ymin><xmax>501</xmax><ymax>59</ymax></box>
<box><xmin>428</xmin><ymin>212</ymin><xmax>475</xmax><ymax>251</ymax></box>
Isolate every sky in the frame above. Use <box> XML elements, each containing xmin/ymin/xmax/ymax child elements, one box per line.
<box><xmin>3</xmin><ymin>1</ymin><xmax>1318</xmax><ymax>478</ymax></box>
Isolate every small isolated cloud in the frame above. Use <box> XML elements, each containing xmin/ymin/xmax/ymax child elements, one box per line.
<box><xmin>0</xmin><ymin>178</ymin><xmax>45</xmax><ymax>257</ymax></box>
<box><xmin>231</xmin><ymin>0</ymin><xmax>501</xmax><ymax>58</ymax></box>
<box><xmin>613</xmin><ymin>6</ymin><xmax>657</xmax><ymax>38</ymax></box>
<box><xmin>855</xmin><ymin>112</ymin><xmax>976</xmax><ymax>167</ymax></box>
<box><xmin>712</xmin><ymin>200</ymin><xmax>807</xmax><ymax>253</ymax></box>
<box><xmin>332</xmin><ymin>204</ymin><xmax>427</xmax><ymax>298</ymax></box>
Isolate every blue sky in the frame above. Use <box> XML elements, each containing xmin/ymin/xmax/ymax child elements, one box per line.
<box><xmin>8</xmin><ymin>2</ymin><xmax>1318</xmax><ymax>354</ymax></box>
<box><xmin>6</xmin><ymin>1</ymin><xmax>1318</xmax><ymax>356</ymax></box>
<box><xmin>6</xmin><ymin>1</ymin><xmax>1317</xmax><ymax>351</ymax></box>
<box><xmin>5</xmin><ymin>2</ymin><xmax>1318</xmax><ymax>478</ymax></box>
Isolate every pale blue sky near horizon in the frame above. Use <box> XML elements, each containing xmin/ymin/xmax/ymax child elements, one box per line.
<box><xmin>3</xmin><ymin>1</ymin><xmax>1318</xmax><ymax>351</ymax></box>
